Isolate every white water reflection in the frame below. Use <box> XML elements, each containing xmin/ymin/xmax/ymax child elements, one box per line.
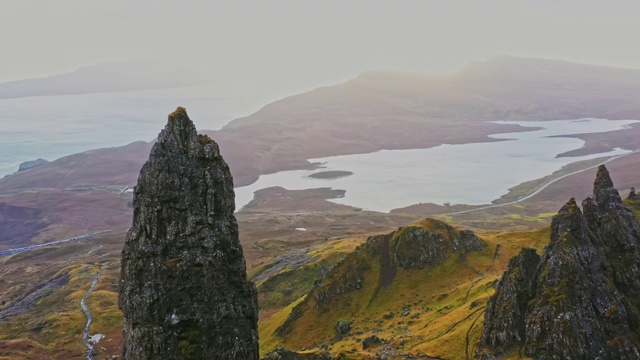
<box><xmin>235</xmin><ymin>119</ymin><xmax>638</xmax><ymax>212</ymax></box>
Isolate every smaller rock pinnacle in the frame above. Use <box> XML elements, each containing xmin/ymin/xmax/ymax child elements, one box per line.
<box><xmin>593</xmin><ymin>164</ymin><xmax>625</xmax><ymax>210</ymax></box>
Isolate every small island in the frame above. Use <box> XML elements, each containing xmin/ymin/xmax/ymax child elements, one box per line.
<box><xmin>308</xmin><ymin>170</ymin><xmax>353</xmax><ymax>180</ymax></box>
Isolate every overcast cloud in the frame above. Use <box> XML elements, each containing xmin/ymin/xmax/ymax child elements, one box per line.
<box><xmin>2</xmin><ymin>0</ymin><xmax>640</xmax><ymax>95</ymax></box>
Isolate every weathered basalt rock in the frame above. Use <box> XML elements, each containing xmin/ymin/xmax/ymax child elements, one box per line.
<box><xmin>362</xmin><ymin>335</ymin><xmax>386</xmax><ymax>350</ymax></box>
<box><xmin>335</xmin><ymin>320</ymin><xmax>351</xmax><ymax>336</ymax></box>
<box><xmin>119</xmin><ymin>107</ymin><xmax>258</xmax><ymax>359</ymax></box>
<box><xmin>479</xmin><ymin>165</ymin><xmax>640</xmax><ymax>359</ymax></box>
<box><xmin>390</xmin><ymin>221</ymin><xmax>485</xmax><ymax>269</ymax></box>
<box><xmin>479</xmin><ymin>248</ymin><xmax>539</xmax><ymax>353</ymax></box>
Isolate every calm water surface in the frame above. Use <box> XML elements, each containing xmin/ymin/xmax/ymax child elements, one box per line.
<box><xmin>2</xmin><ymin>96</ymin><xmax>637</xmax><ymax>214</ymax></box>
<box><xmin>235</xmin><ymin>119</ymin><xmax>638</xmax><ymax>212</ymax></box>
<box><xmin>0</xmin><ymin>85</ymin><xmax>267</xmax><ymax>177</ymax></box>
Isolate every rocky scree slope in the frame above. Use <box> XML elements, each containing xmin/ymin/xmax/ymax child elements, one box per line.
<box><xmin>479</xmin><ymin>165</ymin><xmax>640</xmax><ymax>359</ymax></box>
<box><xmin>119</xmin><ymin>107</ymin><xmax>258</xmax><ymax>359</ymax></box>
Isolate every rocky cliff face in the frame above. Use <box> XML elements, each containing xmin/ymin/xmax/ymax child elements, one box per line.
<box><xmin>479</xmin><ymin>165</ymin><xmax>640</xmax><ymax>359</ymax></box>
<box><xmin>119</xmin><ymin>108</ymin><xmax>258</xmax><ymax>359</ymax></box>
<box><xmin>390</xmin><ymin>220</ymin><xmax>486</xmax><ymax>269</ymax></box>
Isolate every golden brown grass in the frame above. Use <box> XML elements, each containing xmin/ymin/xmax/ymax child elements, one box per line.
<box><xmin>258</xmin><ymin>220</ymin><xmax>551</xmax><ymax>358</ymax></box>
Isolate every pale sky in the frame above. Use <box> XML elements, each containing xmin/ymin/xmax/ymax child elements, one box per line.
<box><xmin>2</xmin><ymin>0</ymin><xmax>640</xmax><ymax>95</ymax></box>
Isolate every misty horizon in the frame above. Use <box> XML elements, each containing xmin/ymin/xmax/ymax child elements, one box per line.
<box><xmin>3</xmin><ymin>1</ymin><xmax>640</xmax><ymax>100</ymax></box>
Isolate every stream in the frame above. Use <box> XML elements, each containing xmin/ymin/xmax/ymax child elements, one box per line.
<box><xmin>81</xmin><ymin>268</ymin><xmax>102</xmax><ymax>360</ymax></box>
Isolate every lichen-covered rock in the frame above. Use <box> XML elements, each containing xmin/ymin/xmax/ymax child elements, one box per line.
<box><xmin>479</xmin><ymin>165</ymin><xmax>640</xmax><ymax>359</ymax></box>
<box><xmin>335</xmin><ymin>320</ymin><xmax>351</xmax><ymax>336</ymax></box>
<box><xmin>390</xmin><ymin>220</ymin><xmax>485</xmax><ymax>269</ymax></box>
<box><xmin>362</xmin><ymin>335</ymin><xmax>385</xmax><ymax>350</ymax></box>
<box><xmin>629</xmin><ymin>187</ymin><xmax>637</xmax><ymax>199</ymax></box>
<box><xmin>119</xmin><ymin>108</ymin><xmax>258</xmax><ymax>359</ymax></box>
<box><xmin>479</xmin><ymin>248</ymin><xmax>539</xmax><ymax>355</ymax></box>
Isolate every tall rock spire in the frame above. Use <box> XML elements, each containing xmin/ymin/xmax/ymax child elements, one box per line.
<box><xmin>119</xmin><ymin>107</ymin><xmax>259</xmax><ymax>359</ymax></box>
<box><xmin>592</xmin><ymin>164</ymin><xmax>626</xmax><ymax>211</ymax></box>
<box><xmin>479</xmin><ymin>165</ymin><xmax>640</xmax><ymax>359</ymax></box>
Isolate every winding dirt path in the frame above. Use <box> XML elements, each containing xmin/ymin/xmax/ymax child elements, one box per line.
<box><xmin>81</xmin><ymin>267</ymin><xmax>103</xmax><ymax>360</ymax></box>
<box><xmin>465</xmin><ymin>311</ymin><xmax>485</xmax><ymax>360</ymax></box>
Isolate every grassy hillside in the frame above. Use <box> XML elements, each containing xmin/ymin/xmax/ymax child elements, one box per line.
<box><xmin>0</xmin><ymin>264</ymin><xmax>101</xmax><ymax>359</ymax></box>
<box><xmin>0</xmin><ymin>231</ymin><xmax>124</xmax><ymax>359</ymax></box>
<box><xmin>259</xmin><ymin>219</ymin><xmax>551</xmax><ymax>359</ymax></box>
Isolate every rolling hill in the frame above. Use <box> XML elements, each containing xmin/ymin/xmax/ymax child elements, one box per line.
<box><xmin>0</xmin><ymin>60</ymin><xmax>208</xmax><ymax>100</ymax></box>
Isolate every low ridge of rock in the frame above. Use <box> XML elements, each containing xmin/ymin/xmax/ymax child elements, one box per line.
<box><xmin>17</xmin><ymin>158</ymin><xmax>48</xmax><ymax>172</ymax></box>
<box><xmin>119</xmin><ymin>107</ymin><xmax>258</xmax><ymax>359</ymax></box>
<box><xmin>479</xmin><ymin>165</ymin><xmax>640</xmax><ymax>359</ymax></box>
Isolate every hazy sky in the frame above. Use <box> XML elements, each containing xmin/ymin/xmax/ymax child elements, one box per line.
<box><xmin>2</xmin><ymin>0</ymin><xmax>640</xmax><ymax>94</ymax></box>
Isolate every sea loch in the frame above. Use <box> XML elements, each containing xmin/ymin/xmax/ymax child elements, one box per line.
<box><xmin>235</xmin><ymin>119</ymin><xmax>638</xmax><ymax>212</ymax></box>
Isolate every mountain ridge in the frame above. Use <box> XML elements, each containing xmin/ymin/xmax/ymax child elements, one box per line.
<box><xmin>0</xmin><ymin>60</ymin><xmax>209</xmax><ymax>100</ymax></box>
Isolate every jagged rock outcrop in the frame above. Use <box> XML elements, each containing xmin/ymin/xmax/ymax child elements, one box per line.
<box><xmin>362</xmin><ymin>335</ymin><xmax>386</xmax><ymax>350</ymax></box>
<box><xmin>479</xmin><ymin>165</ymin><xmax>640</xmax><ymax>359</ymax></box>
<box><xmin>479</xmin><ymin>248</ymin><xmax>540</xmax><ymax>353</ymax></box>
<box><xmin>277</xmin><ymin>219</ymin><xmax>485</xmax><ymax>336</ymax></box>
<box><xmin>390</xmin><ymin>221</ymin><xmax>485</xmax><ymax>269</ymax></box>
<box><xmin>119</xmin><ymin>108</ymin><xmax>258</xmax><ymax>359</ymax></box>
<box><xmin>335</xmin><ymin>320</ymin><xmax>351</xmax><ymax>336</ymax></box>
<box><xmin>311</xmin><ymin>219</ymin><xmax>485</xmax><ymax>311</ymax></box>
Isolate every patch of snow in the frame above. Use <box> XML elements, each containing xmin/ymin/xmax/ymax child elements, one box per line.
<box><xmin>295</xmin><ymin>228</ymin><xmax>307</xmax><ymax>231</ymax></box>
<box><xmin>88</xmin><ymin>334</ymin><xmax>105</xmax><ymax>344</ymax></box>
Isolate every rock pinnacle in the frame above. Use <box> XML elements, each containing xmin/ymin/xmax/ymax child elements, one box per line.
<box><xmin>119</xmin><ymin>107</ymin><xmax>259</xmax><ymax>359</ymax></box>
<box><xmin>479</xmin><ymin>165</ymin><xmax>640</xmax><ymax>359</ymax></box>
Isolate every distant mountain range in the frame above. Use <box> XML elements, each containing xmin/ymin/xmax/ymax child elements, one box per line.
<box><xmin>0</xmin><ymin>60</ymin><xmax>209</xmax><ymax>99</ymax></box>
<box><xmin>215</xmin><ymin>56</ymin><xmax>640</xmax><ymax>184</ymax></box>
